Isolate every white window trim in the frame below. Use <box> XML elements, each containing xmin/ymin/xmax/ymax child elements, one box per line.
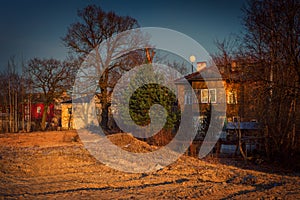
<box><xmin>209</xmin><ymin>89</ymin><xmax>217</xmax><ymax>103</ymax></box>
<box><xmin>184</xmin><ymin>90</ymin><xmax>192</xmax><ymax>105</ymax></box>
<box><xmin>194</xmin><ymin>89</ymin><xmax>201</xmax><ymax>104</ymax></box>
<box><xmin>201</xmin><ymin>89</ymin><xmax>209</xmax><ymax>103</ymax></box>
<box><xmin>37</xmin><ymin>106</ymin><xmax>41</xmax><ymax>114</ymax></box>
<box><xmin>201</xmin><ymin>88</ymin><xmax>217</xmax><ymax>103</ymax></box>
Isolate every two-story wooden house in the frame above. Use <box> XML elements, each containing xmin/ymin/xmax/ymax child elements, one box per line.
<box><xmin>175</xmin><ymin>62</ymin><xmax>262</xmax><ymax>156</ymax></box>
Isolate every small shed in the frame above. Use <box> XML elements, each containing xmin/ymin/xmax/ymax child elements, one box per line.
<box><xmin>222</xmin><ymin>121</ymin><xmax>263</xmax><ymax>154</ymax></box>
<box><xmin>61</xmin><ymin>95</ymin><xmax>101</xmax><ymax>130</ymax></box>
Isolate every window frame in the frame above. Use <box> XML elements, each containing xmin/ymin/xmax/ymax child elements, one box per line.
<box><xmin>201</xmin><ymin>89</ymin><xmax>209</xmax><ymax>103</ymax></box>
<box><xmin>37</xmin><ymin>106</ymin><xmax>41</xmax><ymax>114</ymax></box>
<box><xmin>209</xmin><ymin>89</ymin><xmax>217</xmax><ymax>103</ymax></box>
<box><xmin>184</xmin><ymin>90</ymin><xmax>192</xmax><ymax>105</ymax></box>
<box><xmin>193</xmin><ymin>89</ymin><xmax>201</xmax><ymax>104</ymax></box>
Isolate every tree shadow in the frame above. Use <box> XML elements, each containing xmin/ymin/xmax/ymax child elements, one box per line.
<box><xmin>201</xmin><ymin>152</ymin><xmax>300</xmax><ymax>177</ymax></box>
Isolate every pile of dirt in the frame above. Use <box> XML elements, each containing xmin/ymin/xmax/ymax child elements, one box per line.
<box><xmin>107</xmin><ymin>133</ymin><xmax>158</xmax><ymax>153</ymax></box>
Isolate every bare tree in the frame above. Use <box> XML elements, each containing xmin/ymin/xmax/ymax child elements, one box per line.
<box><xmin>26</xmin><ymin>58</ymin><xmax>77</xmax><ymax>131</ymax></box>
<box><xmin>0</xmin><ymin>70</ymin><xmax>11</xmax><ymax>132</ymax></box>
<box><xmin>242</xmin><ymin>0</ymin><xmax>300</xmax><ymax>161</ymax></box>
<box><xmin>212</xmin><ymin>36</ymin><xmax>241</xmax><ymax>68</ymax></box>
<box><xmin>62</xmin><ymin>5</ymin><xmax>149</xmax><ymax>131</ymax></box>
<box><xmin>0</xmin><ymin>57</ymin><xmax>25</xmax><ymax>133</ymax></box>
<box><xmin>212</xmin><ymin>38</ymin><xmax>248</xmax><ymax>162</ymax></box>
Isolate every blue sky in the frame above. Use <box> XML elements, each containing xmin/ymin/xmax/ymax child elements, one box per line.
<box><xmin>0</xmin><ymin>0</ymin><xmax>246</xmax><ymax>71</ymax></box>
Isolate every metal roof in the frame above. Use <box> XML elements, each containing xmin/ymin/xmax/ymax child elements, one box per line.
<box><xmin>226</xmin><ymin>122</ymin><xmax>260</xmax><ymax>130</ymax></box>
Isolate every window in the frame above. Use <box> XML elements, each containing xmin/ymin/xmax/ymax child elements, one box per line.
<box><xmin>227</xmin><ymin>90</ymin><xmax>237</xmax><ymax>104</ymax></box>
<box><xmin>201</xmin><ymin>89</ymin><xmax>217</xmax><ymax>103</ymax></box>
<box><xmin>37</xmin><ymin>106</ymin><xmax>41</xmax><ymax>114</ymax></box>
<box><xmin>185</xmin><ymin>88</ymin><xmax>217</xmax><ymax>104</ymax></box>
<box><xmin>184</xmin><ymin>90</ymin><xmax>192</xmax><ymax>105</ymax></box>
<box><xmin>194</xmin><ymin>89</ymin><xmax>201</xmax><ymax>104</ymax></box>
<box><xmin>209</xmin><ymin>89</ymin><xmax>217</xmax><ymax>103</ymax></box>
<box><xmin>201</xmin><ymin>89</ymin><xmax>208</xmax><ymax>103</ymax></box>
<box><xmin>193</xmin><ymin>115</ymin><xmax>206</xmax><ymax>131</ymax></box>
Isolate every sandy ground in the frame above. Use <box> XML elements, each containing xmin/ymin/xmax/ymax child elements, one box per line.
<box><xmin>0</xmin><ymin>130</ymin><xmax>299</xmax><ymax>199</ymax></box>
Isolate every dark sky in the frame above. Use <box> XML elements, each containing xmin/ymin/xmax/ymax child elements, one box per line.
<box><xmin>0</xmin><ymin>0</ymin><xmax>246</xmax><ymax>72</ymax></box>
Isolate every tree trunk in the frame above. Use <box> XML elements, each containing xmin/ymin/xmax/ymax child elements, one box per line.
<box><xmin>238</xmin><ymin>129</ymin><xmax>247</xmax><ymax>163</ymax></box>
<box><xmin>9</xmin><ymin>78</ymin><xmax>12</xmax><ymax>133</ymax></box>
<box><xmin>99</xmin><ymin>69</ymin><xmax>110</xmax><ymax>132</ymax></box>
<box><xmin>100</xmin><ymin>104</ymin><xmax>109</xmax><ymax>131</ymax></box>
<box><xmin>14</xmin><ymin>91</ymin><xmax>18</xmax><ymax>132</ymax></box>
<box><xmin>21</xmin><ymin>101</ymin><xmax>25</xmax><ymax>132</ymax></box>
<box><xmin>41</xmin><ymin>104</ymin><xmax>49</xmax><ymax>131</ymax></box>
<box><xmin>236</xmin><ymin>121</ymin><xmax>247</xmax><ymax>163</ymax></box>
<box><xmin>26</xmin><ymin>95</ymin><xmax>32</xmax><ymax>132</ymax></box>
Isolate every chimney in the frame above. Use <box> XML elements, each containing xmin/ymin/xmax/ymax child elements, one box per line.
<box><xmin>196</xmin><ymin>62</ymin><xmax>207</xmax><ymax>71</ymax></box>
<box><xmin>231</xmin><ymin>61</ymin><xmax>237</xmax><ymax>71</ymax></box>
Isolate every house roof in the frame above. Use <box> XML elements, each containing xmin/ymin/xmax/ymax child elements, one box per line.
<box><xmin>174</xmin><ymin>65</ymin><xmax>246</xmax><ymax>84</ymax></box>
<box><xmin>174</xmin><ymin>66</ymin><xmax>223</xmax><ymax>84</ymax></box>
<box><xmin>61</xmin><ymin>99</ymin><xmax>72</xmax><ymax>104</ymax></box>
<box><xmin>61</xmin><ymin>94</ymin><xmax>97</xmax><ymax>104</ymax></box>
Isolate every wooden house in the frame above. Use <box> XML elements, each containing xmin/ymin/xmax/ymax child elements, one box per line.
<box><xmin>175</xmin><ymin>62</ymin><xmax>262</xmax><ymax>156</ymax></box>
